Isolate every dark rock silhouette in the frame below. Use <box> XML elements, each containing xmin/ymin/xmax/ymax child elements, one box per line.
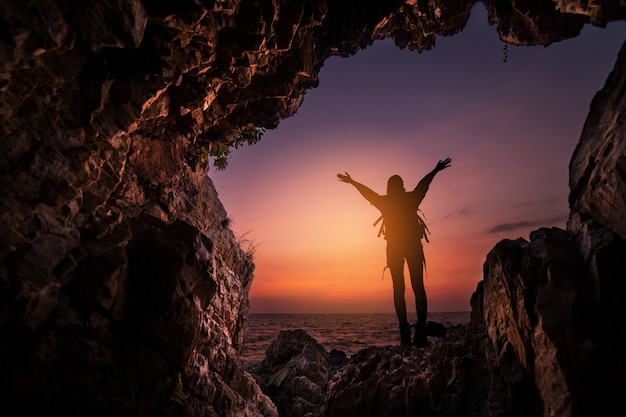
<box><xmin>254</xmin><ymin>329</ymin><xmax>331</xmax><ymax>417</ymax></box>
<box><xmin>255</xmin><ymin>323</ymin><xmax>486</xmax><ymax>417</ymax></box>
<box><xmin>1</xmin><ymin>1</ymin><xmax>625</xmax><ymax>416</ymax></box>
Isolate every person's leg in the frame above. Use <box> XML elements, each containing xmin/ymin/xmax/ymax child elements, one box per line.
<box><xmin>407</xmin><ymin>245</ymin><xmax>427</xmax><ymax>346</ymax></box>
<box><xmin>387</xmin><ymin>243</ymin><xmax>410</xmax><ymax>345</ymax></box>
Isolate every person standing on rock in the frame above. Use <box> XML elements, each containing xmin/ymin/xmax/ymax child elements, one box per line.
<box><xmin>337</xmin><ymin>158</ymin><xmax>452</xmax><ymax>346</ymax></box>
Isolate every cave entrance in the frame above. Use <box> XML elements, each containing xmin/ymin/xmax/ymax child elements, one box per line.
<box><xmin>210</xmin><ymin>4</ymin><xmax>626</xmax><ymax>315</ymax></box>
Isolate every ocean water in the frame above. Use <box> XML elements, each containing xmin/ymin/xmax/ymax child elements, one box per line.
<box><xmin>240</xmin><ymin>312</ymin><xmax>471</xmax><ymax>371</ymax></box>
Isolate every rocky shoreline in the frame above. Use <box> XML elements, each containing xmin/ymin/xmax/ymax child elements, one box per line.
<box><xmin>252</xmin><ymin>323</ymin><xmax>483</xmax><ymax>417</ymax></box>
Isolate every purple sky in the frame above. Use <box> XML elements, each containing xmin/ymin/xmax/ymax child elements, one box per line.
<box><xmin>210</xmin><ymin>5</ymin><xmax>626</xmax><ymax>314</ymax></box>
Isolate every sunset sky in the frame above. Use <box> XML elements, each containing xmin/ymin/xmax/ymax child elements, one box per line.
<box><xmin>211</xmin><ymin>5</ymin><xmax>626</xmax><ymax>314</ymax></box>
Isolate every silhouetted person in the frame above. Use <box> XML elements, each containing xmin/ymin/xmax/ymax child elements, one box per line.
<box><xmin>337</xmin><ymin>158</ymin><xmax>452</xmax><ymax>346</ymax></box>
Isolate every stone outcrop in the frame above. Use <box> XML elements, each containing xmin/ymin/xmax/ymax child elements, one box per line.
<box><xmin>478</xmin><ymin>228</ymin><xmax>603</xmax><ymax>416</ymax></box>
<box><xmin>318</xmin><ymin>325</ymin><xmax>487</xmax><ymax>417</ymax></box>
<box><xmin>1</xmin><ymin>0</ymin><xmax>625</xmax><ymax>416</ymax></box>
<box><xmin>251</xmin><ymin>322</ymin><xmax>492</xmax><ymax>417</ymax></box>
<box><xmin>254</xmin><ymin>329</ymin><xmax>332</xmax><ymax>417</ymax></box>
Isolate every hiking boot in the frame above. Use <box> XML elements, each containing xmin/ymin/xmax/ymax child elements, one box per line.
<box><xmin>413</xmin><ymin>326</ymin><xmax>428</xmax><ymax>347</ymax></box>
<box><xmin>400</xmin><ymin>322</ymin><xmax>411</xmax><ymax>346</ymax></box>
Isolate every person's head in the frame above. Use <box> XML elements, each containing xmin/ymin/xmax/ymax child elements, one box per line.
<box><xmin>387</xmin><ymin>175</ymin><xmax>405</xmax><ymax>195</ymax></box>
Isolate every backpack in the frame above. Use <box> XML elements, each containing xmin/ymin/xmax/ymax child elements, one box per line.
<box><xmin>375</xmin><ymin>209</ymin><xmax>430</xmax><ymax>280</ymax></box>
<box><xmin>372</xmin><ymin>209</ymin><xmax>430</xmax><ymax>242</ymax></box>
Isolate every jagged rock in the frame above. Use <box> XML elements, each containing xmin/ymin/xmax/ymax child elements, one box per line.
<box><xmin>253</xmin><ymin>324</ymin><xmax>491</xmax><ymax>417</ymax></box>
<box><xmin>569</xmin><ymin>41</ymin><xmax>626</xmax><ymax>241</ymax></box>
<box><xmin>254</xmin><ymin>329</ymin><xmax>331</xmax><ymax>417</ymax></box>
<box><xmin>1</xmin><ymin>1</ymin><xmax>625</xmax><ymax>416</ymax></box>
<box><xmin>328</xmin><ymin>348</ymin><xmax>348</xmax><ymax>377</ymax></box>
<box><xmin>481</xmin><ymin>227</ymin><xmax>599</xmax><ymax>416</ymax></box>
<box><xmin>567</xmin><ymin>42</ymin><xmax>626</xmax><ymax>369</ymax></box>
<box><xmin>426</xmin><ymin>320</ymin><xmax>447</xmax><ymax>337</ymax></box>
<box><xmin>321</xmin><ymin>345</ymin><xmax>433</xmax><ymax>417</ymax></box>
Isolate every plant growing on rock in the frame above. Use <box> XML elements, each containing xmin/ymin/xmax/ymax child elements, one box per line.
<box><xmin>238</xmin><ymin>231</ymin><xmax>258</xmax><ymax>259</ymax></box>
<box><xmin>209</xmin><ymin>127</ymin><xmax>265</xmax><ymax>170</ymax></box>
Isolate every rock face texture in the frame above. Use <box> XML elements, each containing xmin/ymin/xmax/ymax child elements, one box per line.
<box><xmin>254</xmin><ymin>329</ymin><xmax>332</xmax><ymax>417</ymax></box>
<box><xmin>1</xmin><ymin>0</ymin><xmax>625</xmax><ymax>416</ymax></box>
<box><xmin>255</xmin><ymin>324</ymin><xmax>490</xmax><ymax>417</ymax></box>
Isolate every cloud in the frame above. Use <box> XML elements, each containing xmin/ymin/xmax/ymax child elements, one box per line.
<box><xmin>487</xmin><ymin>215</ymin><xmax>568</xmax><ymax>234</ymax></box>
<box><xmin>512</xmin><ymin>197</ymin><xmax>563</xmax><ymax>208</ymax></box>
<box><xmin>440</xmin><ymin>208</ymin><xmax>470</xmax><ymax>221</ymax></box>
<box><xmin>487</xmin><ymin>220</ymin><xmax>534</xmax><ymax>234</ymax></box>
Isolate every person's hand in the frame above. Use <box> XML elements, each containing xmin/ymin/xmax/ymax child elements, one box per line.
<box><xmin>436</xmin><ymin>158</ymin><xmax>452</xmax><ymax>171</ymax></box>
<box><xmin>337</xmin><ymin>172</ymin><xmax>354</xmax><ymax>184</ymax></box>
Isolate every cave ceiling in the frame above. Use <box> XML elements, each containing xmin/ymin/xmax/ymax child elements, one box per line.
<box><xmin>1</xmin><ymin>0</ymin><xmax>625</xmax><ymax>156</ymax></box>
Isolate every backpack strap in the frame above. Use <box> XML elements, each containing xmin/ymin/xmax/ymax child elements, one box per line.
<box><xmin>417</xmin><ymin>210</ymin><xmax>430</xmax><ymax>243</ymax></box>
<box><xmin>373</xmin><ymin>215</ymin><xmax>385</xmax><ymax>237</ymax></box>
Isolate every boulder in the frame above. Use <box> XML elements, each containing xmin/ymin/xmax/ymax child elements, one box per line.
<box><xmin>254</xmin><ymin>329</ymin><xmax>331</xmax><ymax>417</ymax></box>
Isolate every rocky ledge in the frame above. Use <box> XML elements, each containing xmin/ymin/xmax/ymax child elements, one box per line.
<box><xmin>253</xmin><ymin>324</ymin><xmax>479</xmax><ymax>417</ymax></box>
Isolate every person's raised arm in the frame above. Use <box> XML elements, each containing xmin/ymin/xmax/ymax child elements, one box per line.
<box><xmin>413</xmin><ymin>157</ymin><xmax>452</xmax><ymax>193</ymax></box>
<box><xmin>337</xmin><ymin>172</ymin><xmax>380</xmax><ymax>205</ymax></box>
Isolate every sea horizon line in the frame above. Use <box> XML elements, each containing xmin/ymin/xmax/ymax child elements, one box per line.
<box><xmin>248</xmin><ymin>311</ymin><xmax>472</xmax><ymax>315</ymax></box>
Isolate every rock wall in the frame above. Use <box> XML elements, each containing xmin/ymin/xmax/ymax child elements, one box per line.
<box><xmin>476</xmin><ymin>40</ymin><xmax>626</xmax><ymax>416</ymax></box>
<box><xmin>1</xmin><ymin>0</ymin><xmax>625</xmax><ymax>416</ymax></box>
